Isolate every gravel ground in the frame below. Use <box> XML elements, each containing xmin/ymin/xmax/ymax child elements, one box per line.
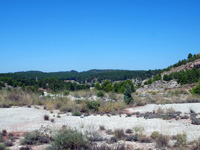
<box><xmin>1</xmin><ymin>104</ymin><xmax>200</xmax><ymax>144</ymax></box>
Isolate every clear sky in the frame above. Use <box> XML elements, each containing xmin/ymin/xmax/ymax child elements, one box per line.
<box><xmin>0</xmin><ymin>0</ymin><xmax>200</xmax><ymax>73</ymax></box>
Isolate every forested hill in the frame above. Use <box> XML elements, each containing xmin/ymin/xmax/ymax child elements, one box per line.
<box><xmin>0</xmin><ymin>69</ymin><xmax>161</xmax><ymax>83</ymax></box>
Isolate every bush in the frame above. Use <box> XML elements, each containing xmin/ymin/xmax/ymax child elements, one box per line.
<box><xmin>192</xmin><ymin>139</ymin><xmax>200</xmax><ymax>150</ymax></box>
<box><xmin>88</xmin><ymin>133</ymin><xmax>103</xmax><ymax>142</ymax></box>
<box><xmin>20</xmin><ymin>130</ymin><xmax>50</xmax><ymax>145</ymax></box>
<box><xmin>156</xmin><ymin>134</ymin><xmax>169</xmax><ymax>148</ymax></box>
<box><xmin>124</xmin><ymin>84</ymin><xmax>133</xmax><ymax>105</ymax></box>
<box><xmin>44</xmin><ymin>115</ymin><xmax>49</xmax><ymax>121</ymax></box>
<box><xmin>3</xmin><ymin>141</ymin><xmax>13</xmax><ymax>147</ymax></box>
<box><xmin>97</xmin><ymin>91</ymin><xmax>104</xmax><ymax>98</ymax></box>
<box><xmin>125</xmin><ymin>129</ymin><xmax>133</xmax><ymax>134</ymax></box>
<box><xmin>99</xmin><ymin>125</ymin><xmax>105</xmax><ymax>130</ymax></box>
<box><xmin>0</xmin><ymin>103</ymin><xmax>10</xmax><ymax>108</ymax></box>
<box><xmin>55</xmin><ymin>102</ymin><xmax>62</xmax><ymax>109</ymax></box>
<box><xmin>1</xmin><ymin>130</ymin><xmax>7</xmax><ymax>136</ymax></box>
<box><xmin>191</xmin><ymin>117</ymin><xmax>200</xmax><ymax>125</ymax></box>
<box><xmin>140</xmin><ymin>137</ymin><xmax>152</xmax><ymax>143</ymax></box>
<box><xmin>106</xmin><ymin>129</ymin><xmax>113</xmax><ymax>135</ymax></box>
<box><xmin>114</xmin><ymin>129</ymin><xmax>125</xmax><ymax>140</ymax></box>
<box><xmin>176</xmin><ymin>133</ymin><xmax>187</xmax><ymax>146</ymax></box>
<box><xmin>47</xmin><ymin>129</ymin><xmax>89</xmax><ymax>150</ymax></box>
<box><xmin>98</xmin><ymin>101</ymin><xmax>126</xmax><ymax>113</ymax></box>
<box><xmin>125</xmin><ymin>135</ymin><xmax>138</xmax><ymax>141</ymax></box>
<box><xmin>72</xmin><ymin>111</ymin><xmax>81</xmax><ymax>116</ymax></box>
<box><xmin>151</xmin><ymin>131</ymin><xmax>160</xmax><ymax>140</ymax></box>
<box><xmin>0</xmin><ymin>144</ymin><xmax>6</xmax><ymax>150</ymax></box>
<box><xmin>110</xmin><ymin>136</ymin><xmax>117</xmax><ymax>143</ymax></box>
<box><xmin>63</xmin><ymin>91</ymin><xmax>69</xmax><ymax>96</ymax></box>
<box><xmin>86</xmin><ymin>101</ymin><xmax>100</xmax><ymax>111</ymax></box>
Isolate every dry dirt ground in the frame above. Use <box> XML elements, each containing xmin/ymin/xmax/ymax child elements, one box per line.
<box><xmin>1</xmin><ymin>103</ymin><xmax>200</xmax><ymax>149</ymax></box>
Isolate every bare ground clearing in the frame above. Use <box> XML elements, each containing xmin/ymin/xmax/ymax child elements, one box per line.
<box><xmin>1</xmin><ymin>103</ymin><xmax>200</xmax><ymax>144</ymax></box>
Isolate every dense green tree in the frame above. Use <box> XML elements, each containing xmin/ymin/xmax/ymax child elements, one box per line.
<box><xmin>191</xmin><ymin>80</ymin><xmax>200</xmax><ymax>94</ymax></box>
<box><xmin>153</xmin><ymin>74</ymin><xmax>162</xmax><ymax>81</ymax></box>
<box><xmin>104</xmin><ymin>83</ymin><xmax>114</xmax><ymax>92</ymax></box>
<box><xmin>137</xmin><ymin>83</ymin><xmax>142</xmax><ymax>88</ymax></box>
<box><xmin>124</xmin><ymin>84</ymin><xmax>133</xmax><ymax>105</ymax></box>
<box><xmin>97</xmin><ymin>91</ymin><xmax>104</xmax><ymax>97</ymax></box>
<box><xmin>188</xmin><ymin>53</ymin><xmax>193</xmax><ymax>60</ymax></box>
<box><xmin>22</xmin><ymin>85</ymin><xmax>25</xmax><ymax>91</ymax></box>
<box><xmin>163</xmin><ymin>67</ymin><xmax>200</xmax><ymax>85</ymax></box>
<box><xmin>95</xmin><ymin>82</ymin><xmax>101</xmax><ymax>90</ymax></box>
<box><xmin>144</xmin><ymin>78</ymin><xmax>153</xmax><ymax>85</ymax></box>
<box><xmin>113</xmin><ymin>80</ymin><xmax>135</xmax><ymax>93</ymax></box>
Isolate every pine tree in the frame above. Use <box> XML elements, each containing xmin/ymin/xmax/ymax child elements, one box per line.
<box><xmin>124</xmin><ymin>84</ymin><xmax>133</xmax><ymax>105</ymax></box>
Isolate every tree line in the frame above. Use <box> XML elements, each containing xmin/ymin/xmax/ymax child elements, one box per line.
<box><xmin>0</xmin><ymin>76</ymin><xmax>137</xmax><ymax>94</ymax></box>
<box><xmin>0</xmin><ymin>69</ymin><xmax>161</xmax><ymax>84</ymax></box>
<box><xmin>95</xmin><ymin>80</ymin><xmax>136</xmax><ymax>93</ymax></box>
<box><xmin>0</xmin><ymin>77</ymin><xmax>90</xmax><ymax>92</ymax></box>
<box><xmin>163</xmin><ymin>67</ymin><xmax>200</xmax><ymax>85</ymax></box>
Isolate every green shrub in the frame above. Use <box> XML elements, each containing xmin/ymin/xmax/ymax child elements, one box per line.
<box><xmin>151</xmin><ymin>131</ymin><xmax>159</xmax><ymax>140</ymax></box>
<box><xmin>63</xmin><ymin>91</ymin><xmax>69</xmax><ymax>96</ymax></box>
<box><xmin>86</xmin><ymin>101</ymin><xmax>100</xmax><ymax>111</ymax></box>
<box><xmin>72</xmin><ymin>111</ymin><xmax>81</xmax><ymax>116</ymax></box>
<box><xmin>47</xmin><ymin>129</ymin><xmax>89</xmax><ymax>150</ymax></box>
<box><xmin>176</xmin><ymin>133</ymin><xmax>187</xmax><ymax>146</ymax></box>
<box><xmin>124</xmin><ymin>84</ymin><xmax>133</xmax><ymax>105</ymax></box>
<box><xmin>192</xmin><ymin>81</ymin><xmax>200</xmax><ymax>94</ymax></box>
<box><xmin>0</xmin><ymin>144</ymin><xmax>5</xmax><ymax>150</ymax></box>
<box><xmin>97</xmin><ymin>91</ymin><xmax>104</xmax><ymax>98</ymax></box>
<box><xmin>0</xmin><ymin>144</ymin><xmax>10</xmax><ymax>150</ymax></box>
<box><xmin>192</xmin><ymin>138</ymin><xmax>200</xmax><ymax>150</ymax></box>
<box><xmin>20</xmin><ymin>130</ymin><xmax>50</xmax><ymax>145</ymax></box>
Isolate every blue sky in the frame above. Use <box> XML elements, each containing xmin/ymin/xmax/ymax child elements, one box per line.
<box><xmin>0</xmin><ymin>0</ymin><xmax>200</xmax><ymax>73</ymax></box>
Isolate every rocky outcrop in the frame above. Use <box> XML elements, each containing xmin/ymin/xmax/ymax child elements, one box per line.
<box><xmin>137</xmin><ymin>80</ymin><xmax>180</xmax><ymax>93</ymax></box>
<box><xmin>163</xmin><ymin>59</ymin><xmax>200</xmax><ymax>75</ymax></box>
<box><xmin>184</xmin><ymin>59</ymin><xmax>200</xmax><ymax>70</ymax></box>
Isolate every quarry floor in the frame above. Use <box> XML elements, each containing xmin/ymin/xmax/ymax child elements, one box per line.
<box><xmin>1</xmin><ymin>103</ymin><xmax>200</xmax><ymax>149</ymax></box>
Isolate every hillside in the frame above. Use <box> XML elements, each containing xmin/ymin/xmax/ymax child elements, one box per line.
<box><xmin>161</xmin><ymin>55</ymin><xmax>200</xmax><ymax>85</ymax></box>
<box><xmin>162</xmin><ymin>58</ymin><xmax>200</xmax><ymax>76</ymax></box>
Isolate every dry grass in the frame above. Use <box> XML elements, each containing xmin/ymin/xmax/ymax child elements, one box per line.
<box><xmin>156</xmin><ymin>134</ymin><xmax>170</xmax><ymax>148</ymax></box>
<box><xmin>70</xmin><ymin>90</ymin><xmax>97</xmax><ymax>98</ymax></box>
<box><xmin>0</xmin><ymin>89</ymin><xmax>128</xmax><ymax>114</ymax></box>
<box><xmin>0</xmin><ymin>89</ymin><xmax>41</xmax><ymax>107</ymax></box>
<box><xmin>135</xmin><ymin>89</ymin><xmax>200</xmax><ymax>105</ymax></box>
<box><xmin>155</xmin><ymin>107</ymin><xmax>175</xmax><ymax>114</ymax></box>
<box><xmin>98</xmin><ymin>101</ymin><xmax>126</xmax><ymax>113</ymax></box>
